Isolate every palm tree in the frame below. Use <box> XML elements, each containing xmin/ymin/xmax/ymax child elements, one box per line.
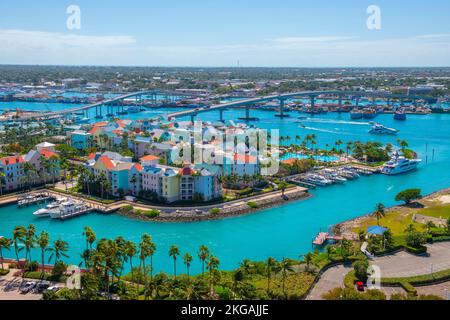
<box><xmin>12</xmin><ymin>225</ymin><xmax>26</xmax><ymax>263</ymax></box>
<box><xmin>373</xmin><ymin>203</ymin><xmax>386</xmax><ymax>226</ymax></box>
<box><xmin>138</xmin><ymin>233</ymin><xmax>153</xmax><ymax>291</ymax></box>
<box><xmin>239</xmin><ymin>258</ymin><xmax>254</xmax><ymax>275</ymax></box>
<box><xmin>0</xmin><ymin>236</ymin><xmax>12</xmax><ymax>270</ymax></box>
<box><xmin>280</xmin><ymin>258</ymin><xmax>294</xmax><ymax>299</ymax></box>
<box><xmin>206</xmin><ymin>255</ymin><xmax>220</xmax><ymax>293</ymax></box>
<box><xmin>82</xmin><ymin>226</ymin><xmax>96</xmax><ymax>250</ymax></box>
<box><xmin>266</xmin><ymin>257</ymin><xmax>277</xmax><ymax>294</ymax></box>
<box><xmin>24</xmin><ymin>224</ymin><xmax>36</xmax><ymax>261</ymax></box>
<box><xmin>169</xmin><ymin>244</ymin><xmax>180</xmax><ymax>279</ymax></box>
<box><xmin>124</xmin><ymin>240</ymin><xmax>137</xmax><ymax>285</ymax></box>
<box><xmin>36</xmin><ymin>231</ymin><xmax>49</xmax><ymax>274</ymax></box>
<box><xmin>198</xmin><ymin>245</ymin><xmax>210</xmax><ymax>277</ymax></box>
<box><xmin>183</xmin><ymin>252</ymin><xmax>193</xmax><ymax>281</ymax></box>
<box><xmin>48</xmin><ymin>239</ymin><xmax>69</xmax><ymax>264</ymax></box>
<box><xmin>303</xmin><ymin>252</ymin><xmax>313</xmax><ymax>272</ymax></box>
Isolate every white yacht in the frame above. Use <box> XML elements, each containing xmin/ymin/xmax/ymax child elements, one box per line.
<box><xmin>381</xmin><ymin>153</ymin><xmax>421</xmax><ymax>175</ymax></box>
<box><xmin>33</xmin><ymin>202</ymin><xmax>60</xmax><ymax>217</ymax></box>
<box><xmin>50</xmin><ymin>200</ymin><xmax>77</xmax><ymax>219</ymax></box>
<box><xmin>369</xmin><ymin>123</ymin><xmax>399</xmax><ymax>135</ymax></box>
<box><xmin>32</xmin><ymin>197</ymin><xmax>67</xmax><ymax>217</ymax></box>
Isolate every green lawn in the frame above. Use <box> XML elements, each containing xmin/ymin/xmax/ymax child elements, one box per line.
<box><xmin>417</xmin><ymin>204</ymin><xmax>450</xmax><ymax>220</ymax></box>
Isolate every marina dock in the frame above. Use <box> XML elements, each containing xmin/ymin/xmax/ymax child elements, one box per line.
<box><xmin>17</xmin><ymin>192</ymin><xmax>54</xmax><ymax>207</ymax></box>
<box><xmin>313</xmin><ymin>232</ymin><xmax>342</xmax><ymax>246</ymax></box>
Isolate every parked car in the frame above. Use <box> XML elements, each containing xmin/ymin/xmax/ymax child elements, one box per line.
<box><xmin>46</xmin><ymin>285</ymin><xmax>61</xmax><ymax>293</ymax></box>
<box><xmin>356</xmin><ymin>281</ymin><xmax>365</xmax><ymax>291</ymax></box>
<box><xmin>34</xmin><ymin>282</ymin><xmax>50</xmax><ymax>293</ymax></box>
<box><xmin>20</xmin><ymin>281</ymin><xmax>37</xmax><ymax>294</ymax></box>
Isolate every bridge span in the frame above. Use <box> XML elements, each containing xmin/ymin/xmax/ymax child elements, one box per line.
<box><xmin>5</xmin><ymin>89</ymin><xmax>435</xmax><ymax>123</ymax></box>
<box><xmin>167</xmin><ymin>90</ymin><xmax>435</xmax><ymax>121</ymax></box>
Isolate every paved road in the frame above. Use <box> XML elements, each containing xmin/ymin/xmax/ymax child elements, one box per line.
<box><xmin>307</xmin><ymin>242</ymin><xmax>450</xmax><ymax>300</ymax></box>
<box><xmin>306</xmin><ymin>264</ymin><xmax>353</xmax><ymax>300</ymax></box>
<box><xmin>371</xmin><ymin>242</ymin><xmax>450</xmax><ymax>278</ymax></box>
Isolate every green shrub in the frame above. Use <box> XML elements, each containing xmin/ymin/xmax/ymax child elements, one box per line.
<box><xmin>24</xmin><ymin>261</ymin><xmax>39</xmax><ymax>272</ymax></box>
<box><xmin>247</xmin><ymin>201</ymin><xmax>258</xmax><ymax>209</ymax></box>
<box><xmin>235</xmin><ymin>188</ymin><xmax>253</xmax><ymax>197</ymax></box>
<box><xmin>353</xmin><ymin>259</ymin><xmax>369</xmax><ymax>281</ymax></box>
<box><xmin>209</xmin><ymin>208</ymin><xmax>221</xmax><ymax>215</ymax></box>
<box><xmin>52</xmin><ymin>261</ymin><xmax>67</xmax><ymax>277</ymax></box>
<box><xmin>344</xmin><ymin>270</ymin><xmax>357</xmax><ymax>289</ymax></box>
<box><xmin>404</xmin><ymin>245</ymin><xmax>427</xmax><ymax>255</ymax></box>
<box><xmin>0</xmin><ymin>269</ymin><xmax>10</xmax><ymax>276</ymax></box>
<box><xmin>119</xmin><ymin>205</ymin><xmax>133</xmax><ymax>214</ymax></box>
<box><xmin>143</xmin><ymin>209</ymin><xmax>160</xmax><ymax>218</ymax></box>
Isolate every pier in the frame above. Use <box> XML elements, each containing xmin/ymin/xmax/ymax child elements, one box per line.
<box><xmin>17</xmin><ymin>192</ymin><xmax>54</xmax><ymax>207</ymax></box>
<box><xmin>313</xmin><ymin>232</ymin><xmax>342</xmax><ymax>246</ymax></box>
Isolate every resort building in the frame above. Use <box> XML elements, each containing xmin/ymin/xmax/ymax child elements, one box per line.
<box><xmin>70</xmin><ymin>130</ymin><xmax>93</xmax><ymax>150</ymax></box>
<box><xmin>0</xmin><ymin>144</ymin><xmax>61</xmax><ymax>193</ymax></box>
<box><xmin>0</xmin><ymin>156</ymin><xmax>25</xmax><ymax>191</ymax></box>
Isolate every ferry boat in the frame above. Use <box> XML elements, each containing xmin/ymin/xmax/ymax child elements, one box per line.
<box><xmin>350</xmin><ymin>109</ymin><xmax>363</xmax><ymax>119</ymax></box>
<box><xmin>369</xmin><ymin>123</ymin><xmax>398</xmax><ymax>135</ymax></box>
<box><xmin>394</xmin><ymin>108</ymin><xmax>407</xmax><ymax>120</ymax></box>
<box><xmin>381</xmin><ymin>153</ymin><xmax>421</xmax><ymax>175</ymax></box>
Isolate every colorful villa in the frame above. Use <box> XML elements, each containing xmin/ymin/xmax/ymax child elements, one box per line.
<box><xmin>0</xmin><ymin>143</ymin><xmax>60</xmax><ymax>192</ymax></box>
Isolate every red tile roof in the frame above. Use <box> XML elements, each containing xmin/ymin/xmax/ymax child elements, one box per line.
<box><xmin>134</xmin><ymin>163</ymin><xmax>143</xmax><ymax>172</ymax></box>
<box><xmin>0</xmin><ymin>156</ymin><xmax>24</xmax><ymax>165</ymax></box>
<box><xmin>39</xmin><ymin>149</ymin><xmax>59</xmax><ymax>159</ymax></box>
<box><xmin>99</xmin><ymin>156</ymin><xmax>114</xmax><ymax>170</ymax></box>
<box><xmin>140</xmin><ymin>155</ymin><xmax>159</xmax><ymax>162</ymax></box>
<box><xmin>179</xmin><ymin>166</ymin><xmax>196</xmax><ymax>176</ymax></box>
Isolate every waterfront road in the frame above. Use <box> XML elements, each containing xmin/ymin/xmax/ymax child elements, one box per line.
<box><xmin>306</xmin><ymin>242</ymin><xmax>450</xmax><ymax>300</ymax></box>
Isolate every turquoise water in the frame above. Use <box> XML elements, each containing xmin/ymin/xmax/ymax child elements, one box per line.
<box><xmin>281</xmin><ymin>152</ymin><xmax>339</xmax><ymax>162</ymax></box>
<box><xmin>1</xmin><ymin>101</ymin><xmax>450</xmax><ymax>274</ymax></box>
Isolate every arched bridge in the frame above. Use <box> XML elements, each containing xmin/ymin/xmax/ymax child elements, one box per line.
<box><xmin>7</xmin><ymin>89</ymin><xmax>435</xmax><ymax>123</ymax></box>
<box><xmin>167</xmin><ymin>90</ymin><xmax>436</xmax><ymax>121</ymax></box>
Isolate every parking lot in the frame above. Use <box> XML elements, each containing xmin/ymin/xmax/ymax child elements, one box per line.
<box><xmin>0</xmin><ymin>268</ymin><xmax>62</xmax><ymax>300</ymax></box>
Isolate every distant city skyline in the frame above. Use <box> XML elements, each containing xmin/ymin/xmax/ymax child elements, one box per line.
<box><xmin>0</xmin><ymin>0</ymin><xmax>449</xmax><ymax>67</ymax></box>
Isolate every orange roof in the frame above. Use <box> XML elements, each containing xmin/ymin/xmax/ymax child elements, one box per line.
<box><xmin>179</xmin><ymin>166</ymin><xmax>196</xmax><ymax>176</ymax></box>
<box><xmin>116</xmin><ymin>120</ymin><xmax>126</xmax><ymax>127</ymax></box>
<box><xmin>88</xmin><ymin>153</ymin><xmax>96</xmax><ymax>160</ymax></box>
<box><xmin>88</xmin><ymin>126</ymin><xmax>100</xmax><ymax>135</ymax></box>
<box><xmin>112</xmin><ymin>129</ymin><xmax>123</xmax><ymax>134</ymax></box>
<box><xmin>281</xmin><ymin>158</ymin><xmax>296</xmax><ymax>165</ymax></box>
<box><xmin>134</xmin><ymin>163</ymin><xmax>143</xmax><ymax>172</ymax></box>
<box><xmin>140</xmin><ymin>155</ymin><xmax>159</xmax><ymax>162</ymax></box>
<box><xmin>39</xmin><ymin>149</ymin><xmax>59</xmax><ymax>159</ymax></box>
<box><xmin>93</xmin><ymin>121</ymin><xmax>108</xmax><ymax>127</ymax></box>
<box><xmin>99</xmin><ymin>156</ymin><xmax>114</xmax><ymax>170</ymax></box>
<box><xmin>234</xmin><ymin>153</ymin><xmax>257</xmax><ymax>164</ymax></box>
<box><xmin>1</xmin><ymin>156</ymin><xmax>24</xmax><ymax>165</ymax></box>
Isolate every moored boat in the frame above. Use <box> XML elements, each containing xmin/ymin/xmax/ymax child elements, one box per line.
<box><xmin>381</xmin><ymin>152</ymin><xmax>421</xmax><ymax>175</ymax></box>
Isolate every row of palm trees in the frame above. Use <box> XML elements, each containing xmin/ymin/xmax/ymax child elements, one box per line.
<box><xmin>0</xmin><ymin>224</ymin><xmax>68</xmax><ymax>273</ymax></box>
<box><xmin>0</xmin><ymin>224</ymin><xmax>314</xmax><ymax>300</ymax></box>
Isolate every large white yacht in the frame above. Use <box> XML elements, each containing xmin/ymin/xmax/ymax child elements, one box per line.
<box><xmin>32</xmin><ymin>197</ymin><xmax>67</xmax><ymax>217</ymax></box>
<box><xmin>381</xmin><ymin>153</ymin><xmax>421</xmax><ymax>175</ymax></box>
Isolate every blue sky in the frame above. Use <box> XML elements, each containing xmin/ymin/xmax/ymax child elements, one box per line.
<box><xmin>0</xmin><ymin>0</ymin><xmax>449</xmax><ymax>66</ymax></box>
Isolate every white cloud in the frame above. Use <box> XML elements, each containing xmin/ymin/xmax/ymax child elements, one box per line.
<box><xmin>273</xmin><ymin>36</ymin><xmax>357</xmax><ymax>43</ymax></box>
<box><xmin>0</xmin><ymin>29</ymin><xmax>449</xmax><ymax>67</ymax></box>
